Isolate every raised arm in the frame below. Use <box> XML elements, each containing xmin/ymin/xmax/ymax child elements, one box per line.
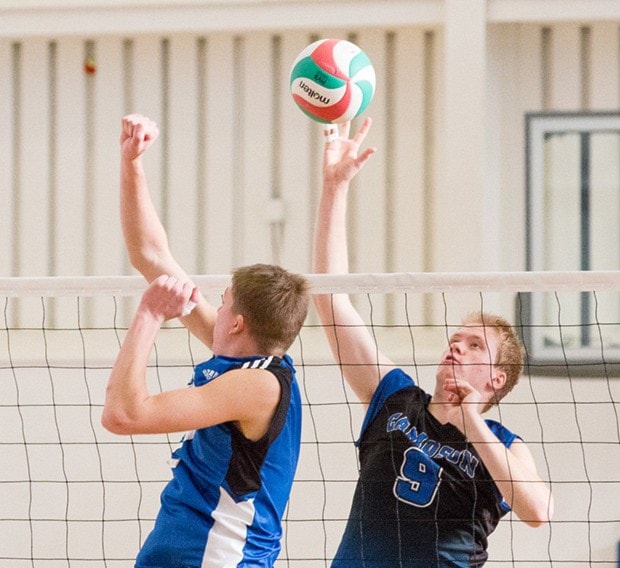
<box><xmin>313</xmin><ymin>120</ymin><xmax>394</xmax><ymax>405</ymax></box>
<box><xmin>119</xmin><ymin>114</ymin><xmax>216</xmax><ymax>347</ymax></box>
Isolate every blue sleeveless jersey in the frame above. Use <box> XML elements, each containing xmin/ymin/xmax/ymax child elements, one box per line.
<box><xmin>135</xmin><ymin>354</ymin><xmax>302</xmax><ymax>568</ymax></box>
<box><xmin>332</xmin><ymin>368</ymin><xmax>520</xmax><ymax>568</ymax></box>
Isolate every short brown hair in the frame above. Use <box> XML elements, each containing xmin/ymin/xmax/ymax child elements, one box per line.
<box><xmin>461</xmin><ymin>311</ymin><xmax>524</xmax><ymax>411</ymax></box>
<box><xmin>231</xmin><ymin>264</ymin><xmax>310</xmax><ymax>355</ymax></box>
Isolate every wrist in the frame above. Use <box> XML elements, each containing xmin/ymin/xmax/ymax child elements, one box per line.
<box><xmin>134</xmin><ymin>304</ymin><xmax>167</xmax><ymax>327</ymax></box>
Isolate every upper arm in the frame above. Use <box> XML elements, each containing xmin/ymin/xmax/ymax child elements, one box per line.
<box><xmin>508</xmin><ymin>438</ymin><xmax>538</xmax><ymax>473</ymax></box>
<box><xmin>503</xmin><ymin>438</ymin><xmax>554</xmax><ymax>525</ymax></box>
<box><xmin>118</xmin><ymin>368</ymin><xmax>281</xmax><ymax>438</ymax></box>
<box><xmin>314</xmin><ymin>293</ymin><xmax>395</xmax><ymax>404</ymax></box>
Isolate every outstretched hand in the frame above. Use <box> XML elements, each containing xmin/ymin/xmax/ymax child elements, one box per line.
<box><xmin>322</xmin><ymin>118</ymin><xmax>377</xmax><ymax>187</ymax></box>
<box><xmin>121</xmin><ymin>114</ymin><xmax>160</xmax><ymax>161</ymax></box>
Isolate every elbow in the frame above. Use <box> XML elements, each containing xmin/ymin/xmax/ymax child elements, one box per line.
<box><xmin>126</xmin><ymin>246</ymin><xmax>157</xmax><ymax>276</ymax></box>
<box><xmin>522</xmin><ymin>496</ymin><xmax>555</xmax><ymax>528</ymax></box>
<box><xmin>126</xmin><ymin>244</ymin><xmax>169</xmax><ymax>279</ymax></box>
<box><xmin>101</xmin><ymin>407</ymin><xmax>136</xmax><ymax>436</ymax></box>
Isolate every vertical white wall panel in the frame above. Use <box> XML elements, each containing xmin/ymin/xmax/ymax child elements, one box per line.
<box><xmin>437</xmin><ymin>0</ymin><xmax>488</xmax><ymax>273</ymax></box>
<box><xmin>15</xmin><ymin>40</ymin><xmax>52</xmax><ymax>327</ymax></box>
<box><xmin>130</xmin><ymin>36</ymin><xmax>165</xmax><ymax>229</ymax></box>
<box><xmin>90</xmin><ymin>36</ymin><xmax>126</xmax><ymax>277</ymax></box>
<box><xmin>202</xmin><ymin>33</ymin><xmax>236</xmax><ymax>277</ymax></box>
<box><xmin>517</xmin><ymin>24</ymin><xmax>544</xmax><ymax>112</ymax></box>
<box><xmin>489</xmin><ymin>24</ymin><xmax>525</xmax><ymax>273</ymax></box>
<box><xmin>589</xmin><ymin>22</ymin><xmax>620</xmax><ymax>109</ymax></box>
<box><xmin>0</xmin><ymin>40</ymin><xmax>15</xmax><ymax>277</ymax></box>
<box><xmin>89</xmin><ymin>37</ymin><xmax>132</xmax><ymax>327</ymax></box>
<box><xmin>350</xmin><ymin>29</ymin><xmax>389</xmax><ymax>321</ymax></box>
<box><xmin>350</xmin><ymin>29</ymin><xmax>388</xmax><ymax>273</ymax></box>
<box><xmin>278</xmin><ymin>31</ymin><xmax>318</xmax><ymax>275</ymax></box>
<box><xmin>549</xmin><ymin>24</ymin><xmax>583</xmax><ymax>110</ymax></box>
<box><xmin>391</xmin><ymin>28</ymin><xmax>433</xmax><ymax>325</ymax></box>
<box><xmin>16</xmin><ymin>39</ymin><xmax>51</xmax><ymax>278</ymax></box>
<box><xmin>50</xmin><ymin>38</ymin><xmax>89</xmax><ymax>328</ymax></box>
<box><xmin>166</xmin><ymin>34</ymin><xmax>201</xmax><ymax>274</ymax></box>
<box><xmin>390</xmin><ymin>28</ymin><xmax>427</xmax><ymax>275</ymax></box>
<box><xmin>53</xmin><ymin>37</ymin><xmax>87</xmax><ymax>277</ymax></box>
<box><xmin>238</xmin><ymin>33</ymin><xmax>276</xmax><ymax>266</ymax></box>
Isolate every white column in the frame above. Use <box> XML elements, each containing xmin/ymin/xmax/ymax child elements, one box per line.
<box><xmin>434</xmin><ymin>0</ymin><xmax>488</xmax><ymax>272</ymax></box>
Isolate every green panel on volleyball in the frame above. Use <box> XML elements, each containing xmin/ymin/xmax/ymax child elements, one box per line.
<box><xmin>356</xmin><ymin>80</ymin><xmax>375</xmax><ymax>109</ymax></box>
<box><xmin>290</xmin><ymin>57</ymin><xmax>346</xmax><ymax>89</ymax></box>
<box><xmin>349</xmin><ymin>52</ymin><xmax>373</xmax><ymax>77</ymax></box>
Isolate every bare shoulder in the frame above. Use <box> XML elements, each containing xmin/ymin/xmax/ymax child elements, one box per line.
<box><xmin>194</xmin><ymin>366</ymin><xmax>282</xmax><ymax>419</ymax></box>
<box><xmin>215</xmin><ymin>367</ymin><xmax>283</xmax><ymax>440</ymax></box>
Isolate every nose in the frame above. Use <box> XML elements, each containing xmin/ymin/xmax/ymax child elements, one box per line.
<box><xmin>450</xmin><ymin>341</ymin><xmax>463</xmax><ymax>355</ymax></box>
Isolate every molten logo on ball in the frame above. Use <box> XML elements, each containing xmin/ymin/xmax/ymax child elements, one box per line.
<box><xmin>298</xmin><ymin>81</ymin><xmax>331</xmax><ymax>105</ymax></box>
<box><xmin>290</xmin><ymin>38</ymin><xmax>376</xmax><ymax>124</ymax></box>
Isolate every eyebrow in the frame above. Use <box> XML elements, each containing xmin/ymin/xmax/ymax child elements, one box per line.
<box><xmin>450</xmin><ymin>331</ymin><xmax>487</xmax><ymax>344</ymax></box>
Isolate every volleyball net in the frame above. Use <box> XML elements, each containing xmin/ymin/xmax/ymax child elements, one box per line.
<box><xmin>1</xmin><ymin>272</ymin><xmax>619</xmax><ymax>567</ymax></box>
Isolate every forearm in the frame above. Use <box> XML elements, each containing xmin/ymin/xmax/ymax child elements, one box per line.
<box><xmin>120</xmin><ymin>156</ymin><xmax>172</xmax><ymax>281</ymax></box>
<box><xmin>313</xmin><ymin>179</ymin><xmax>394</xmax><ymax>400</ymax></box>
<box><xmin>463</xmin><ymin>414</ymin><xmax>553</xmax><ymax>526</ymax></box>
<box><xmin>101</xmin><ymin>309</ymin><xmax>161</xmax><ymax>434</ymax></box>
<box><xmin>313</xmin><ymin>181</ymin><xmax>351</xmax><ymax>276</ymax></box>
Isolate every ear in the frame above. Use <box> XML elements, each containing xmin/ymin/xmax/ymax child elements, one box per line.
<box><xmin>491</xmin><ymin>370</ymin><xmax>507</xmax><ymax>391</ymax></box>
<box><xmin>230</xmin><ymin>313</ymin><xmax>245</xmax><ymax>335</ymax></box>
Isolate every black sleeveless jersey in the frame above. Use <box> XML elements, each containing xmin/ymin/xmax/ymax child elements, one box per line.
<box><xmin>332</xmin><ymin>368</ymin><xmax>519</xmax><ymax>568</ymax></box>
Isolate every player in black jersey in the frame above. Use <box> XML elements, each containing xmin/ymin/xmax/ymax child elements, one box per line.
<box><xmin>312</xmin><ymin>119</ymin><xmax>554</xmax><ymax>567</ymax></box>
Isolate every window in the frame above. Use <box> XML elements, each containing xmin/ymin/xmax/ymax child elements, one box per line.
<box><xmin>522</xmin><ymin>112</ymin><xmax>620</xmax><ymax>376</ymax></box>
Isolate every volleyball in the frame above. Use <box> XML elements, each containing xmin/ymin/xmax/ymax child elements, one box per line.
<box><xmin>289</xmin><ymin>38</ymin><xmax>376</xmax><ymax>124</ymax></box>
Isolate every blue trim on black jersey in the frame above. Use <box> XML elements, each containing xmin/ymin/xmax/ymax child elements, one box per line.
<box><xmin>358</xmin><ymin>368</ymin><xmax>414</xmax><ymax>445</ymax></box>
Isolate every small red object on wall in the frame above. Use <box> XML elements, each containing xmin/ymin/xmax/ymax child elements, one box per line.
<box><xmin>84</xmin><ymin>57</ymin><xmax>96</xmax><ymax>75</ymax></box>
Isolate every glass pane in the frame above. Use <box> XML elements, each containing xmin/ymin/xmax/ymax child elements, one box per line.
<box><xmin>525</xmin><ymin>112</ymin><xmax>620</xmax><ymax>374</ymax></box>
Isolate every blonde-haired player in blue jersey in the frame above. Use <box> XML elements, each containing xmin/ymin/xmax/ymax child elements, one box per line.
<box><xmin>101</xmin><ymin>114</ymin><xmax>310</xmax><ymax>568</ymax></box>
<box><xmin>313</xmin><ymin>119</ymin><xmax>554</xmax><ymax>567</ymax></box>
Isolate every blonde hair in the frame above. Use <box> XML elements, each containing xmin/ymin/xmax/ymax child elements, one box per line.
<box><xmin>461</xmin><ymin>311</ymin><xmax>525</xmax><ymax>411</ymax></box>
<box><xmin>231</xmin><ymin>264</ymin><xmax>310</xmax><ymax>355</ymax></box>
